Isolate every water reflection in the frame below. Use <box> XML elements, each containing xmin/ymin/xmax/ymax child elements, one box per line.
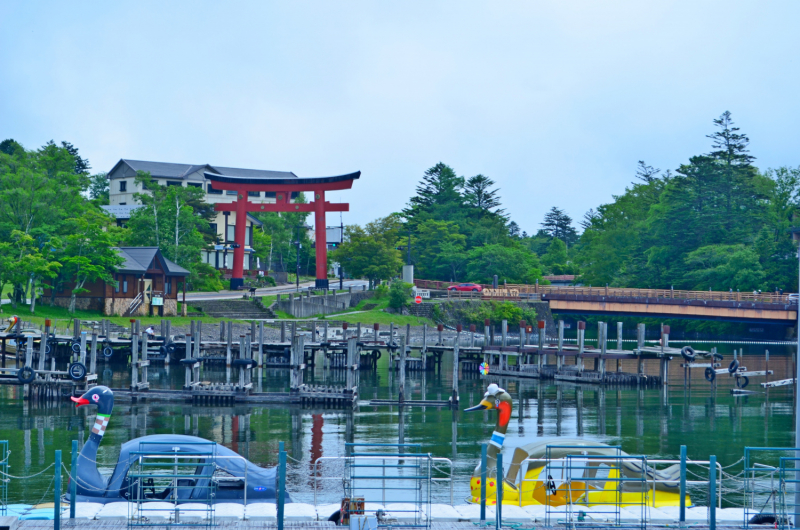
<box><xmin>0</xmin><ymin>348</ymin><xmax>796</xmax><ymax>504</ymax></box>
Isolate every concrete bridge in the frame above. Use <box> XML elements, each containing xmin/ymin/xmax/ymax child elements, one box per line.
<box><xmin>414</xmin><ymin>281</ymin><xmax>797</xmax><ymax>324</ymax></box>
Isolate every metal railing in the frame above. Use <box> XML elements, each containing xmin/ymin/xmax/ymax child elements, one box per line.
<box><xmin>415</xmin><ymin>279</ymin><xmax>795</xmax><ymax>305</ymax></box>
<box><xmin>312</xmin><ymin>454</ymin><xmax>454</xmax><ymax>506</ymax></box>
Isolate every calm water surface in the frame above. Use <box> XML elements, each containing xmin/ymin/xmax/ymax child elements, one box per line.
<box><xmin>1</xmin><ymin>342</ymin><xmax>796</xmax><ymax>506</ymax></box>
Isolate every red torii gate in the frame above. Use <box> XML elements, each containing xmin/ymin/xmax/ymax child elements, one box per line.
<box><xmin>204</xmin><ymin>170</ymin><xmax>360</xmax><ymax>290</ymax></box>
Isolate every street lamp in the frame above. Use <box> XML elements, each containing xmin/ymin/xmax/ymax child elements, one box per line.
<box><xmin>294</xmin><ymin>225</ymin><xmax>303</xmax><ymax>291</ymax></box>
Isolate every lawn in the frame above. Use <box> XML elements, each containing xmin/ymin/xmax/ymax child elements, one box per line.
<box><xmin>4</xmin><ymin>303</ymin><xmax>232</xmax><ymax>330</ymax></box>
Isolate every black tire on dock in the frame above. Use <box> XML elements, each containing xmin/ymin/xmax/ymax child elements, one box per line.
<box><xmin>737</xmin><ymin>375</ymin><xmax>749</xmax><ymax>389</ymax></box>
<box><xmin>680</xmin><ymin>346</ymin><xmax>696</xmax><ymax>362</ymax></box>
<box><xmin>372</xmin><ymin>349</ymin><xmax>381</xmax><ymax>360</ymax></box>
<box><xmin>68</xmin><ymin>362</ymin><xmax>87</xmax><ymax>381</ymax></box>
<box><xmin>712</xmin><ymin>353</ymin><xmax>723</xmax><ymax>362</ymax></box>
<box><xmin>728</xmin><ymin>359</ymin><xmax>740</xmax><ymax>374</ymax></box>
<box><xmin>748</xmin><ymin>514</ymin><xmax>777</xmax><ymax>525</ymax></box>
<box><xmin>71</xmin><ymin>342</ymin><xmax>81</xmax><ymax>354</ymax></box>
<box><xmin>166</xmin><ymin>343</ymin><xmax>177</xmax><ymax>355</ymax></box>
<box><xmin>704</xmin><ymin>367</ymin><xmax>715</xmax><ymax>382</ymax></box>
<box><xmin>45</xmin><ymin>343</ymin><xmax>51</xmax><ymax>355</ymax></box>
<box><xmin>103</xmin><ymin>346</ymin><xmax>113</xmax><ymax>358</ymax></box>
<box><xmin>17</xmin><ymin>366</ymin><xmax>35</xmax><ymax>384</ymax></box>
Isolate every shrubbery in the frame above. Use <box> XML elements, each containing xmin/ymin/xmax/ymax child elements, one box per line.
<box><xmin>388</xmin><ymin>282</ymin><xmax>414</xmax><ymax>309</ymax></box>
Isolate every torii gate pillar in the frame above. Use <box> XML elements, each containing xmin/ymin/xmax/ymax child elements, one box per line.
<box><xmin>205</xmin><ymin>171</ymin><xmax>360</xmax><ymax>291</ymax></box>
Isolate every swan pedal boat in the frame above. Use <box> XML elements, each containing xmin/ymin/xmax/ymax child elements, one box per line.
<box><xmin>70</xmin><ymin>386</ymin><xmax>287</xmax><ymax>504</ymax></box>
<box><xmin>465</xmin><ymin>384</ymin><xmax>690</xmax><ymax>508</ymax></box>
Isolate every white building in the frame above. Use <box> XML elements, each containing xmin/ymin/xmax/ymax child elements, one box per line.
<box><xmin>103</xmin><ymin>159</ymin><xmax>303</xmax><ymax>271</ymax></box>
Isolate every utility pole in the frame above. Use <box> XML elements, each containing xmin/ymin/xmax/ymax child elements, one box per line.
<box><xmin>295</xmin><ymin>225</ymin><xmax>302</xmax><ymax>292</ymax></box>
<box><xmin>407</xmin><ymin>229</ymin><xmax>411</xmax><ymax>265</ymax></box>
<box><xmin>340</xmin><ymin>220</ymin><xmax>344</xmax><ymax>290</ymax></box>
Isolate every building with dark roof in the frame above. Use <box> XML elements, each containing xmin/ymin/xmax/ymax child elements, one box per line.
<box><xmin>106</xmin><ymin>159</ymin><xmax>300</xmax><ymax>274</ymax></box>
<box><xmin>43</xmin><ymin>247</ymin><xmax>189</xmax><ymax>316</ymax></box>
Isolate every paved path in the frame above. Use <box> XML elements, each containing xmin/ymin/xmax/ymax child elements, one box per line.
<box><xmin>182</xmin><ymin>280</ymin><xmax>368</xmax><ymax>302</ymax></box>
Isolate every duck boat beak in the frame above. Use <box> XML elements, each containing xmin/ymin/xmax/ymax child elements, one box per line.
<box><xmin>71</xmin><ymin>396</ymin><xmax>90</xmax><ymax>407</ymax></box>
<box><xmin>464</xmin><ymin>398</ymin><xmax>494</xmax><ymax>412</ymax></box>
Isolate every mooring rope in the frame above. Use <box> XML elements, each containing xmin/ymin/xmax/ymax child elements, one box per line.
<box><xmin>0</xmin><ymin>462</ymin><xmax>54</xmax><ymax>480</ymax></box>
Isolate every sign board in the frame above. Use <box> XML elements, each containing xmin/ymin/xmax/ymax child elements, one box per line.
<box><xmin>151</xmin><ymin>296</ymin><xmax>164</xmax><ymax>306</ymax></box>
<box><xmin>416</xmin><ymin>289</ymin><xmax>431</xmax><ymax>299</ymax></box>
<box><xmin>415</xmin><ymin>295</ymin><xmax>422</xmax><ymax>304</ymax></box>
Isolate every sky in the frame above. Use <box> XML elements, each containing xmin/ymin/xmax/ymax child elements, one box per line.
<box><xmin>2</xmin><ymin>1</ymin><xmax>799</xmax><ymax>233</ymax></box>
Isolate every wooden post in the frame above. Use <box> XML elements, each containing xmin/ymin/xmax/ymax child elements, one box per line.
<box><xmin>437</xmin><ymin>323</ymin><xmax>442</xmax><ymax>346</ymax></box>
<box><xmin>226</xmin><ymin>322</ymin><xmax>233</xmax><ymax>367</ymax></box>
<box><xmin>357</xmin><ymin>322</ymin><xmax>362</xmax><ymax>342</ymax></box>
<box><xmin>398</xmin><ymin>333</ymin><xmax>406</xmax><ymax>402</ymax></box>
<box><xmin>194</xmin><ymin>325</ymin><xmax>201</xmax><ymax>359</ymax></box>
<box><xmin>577</xmin><ymin>321</ymin><xmax>585</xmax><ymax>372</ymax></box>
<box><xmin>90</xmin><ymin>328</ymin><xmax>97</xmax><ymax>374</ymax></box>
<box><xmin>291</xmin><ymin>322</ymin><xmax>297</xmax><ymax>343</ymax></box>
<box><xmin>346</xmin><ymin>336</ymin><xmax>357</xmax><ymax>393</ymax></box>
<box><xmin>39</xmin><ymin>321</ymin><xmax>49</xmax><ymax>372</ymax></box>
<box><xmin>73</xmin><ymin>318</ymin><xmax>80</xmax><ymax>340</ymax></box>
<box><xmin>766</xmin><ymin>349</ymin><xmax>770</xmax><ymax>385</ymax></box>
<box><xmin>538</xmin><ymin>320</ymin><xmax>546</xmax><ymax>368</ymax></box>
<box><xmin>258</xmin><ymin>322</ymin><xmax>264</xmax><ymax>367</ymax></box>
<box><xmin>189</xmin><ymin>320</ymin><xmax>195</xmax><ymax>359</ymax></box>
<box><xmin>617</xmin><ymin>322</ymin><xmax>623</xmax><ymax>351</ymax></box>
<box><xmin>484</xmin><ymin>320</ymin><xmax>490</xmax><ymax>348</ymax></box>
<box><xmin>238</xmin><ymin>335</ymin><xmax>246</xmax><ymax>388</ymax></box>
<box><xmin>599</xmin><ymin>322</ymin><xmax>607</xmax><ymax>378</ymax></box>
<box><xmin>470</xmin><ymin>324</ymin><xmax>476</xmax><ymax>348</ymax></box>
<box><xmin>637</xmin><ymin>323</ymin><xmax>645</xmax><ymax>375</ymax></box>
<box><xmin>451</xmin><ymin>330</ymin><xmax>459</xmax><ymax>403</ymax></box>
<box><xmin>557</xmin><ymin>320</ymin><xmax>564</xmax><ymax>371</ymax></box>
<box><xmin>501</xmin><ymin>320</ymin><xmax>507</xmax><ymax>347</ymax></box>
<box><xmin>280</xmin><ymin>321</ymin><xmax>286</xmax><ymax>343</ymax></box>
<box><xmin>141</xmin><ymin>331</ymin><xmax>148</xmax><ymax>385</ymax></box>
<box><xmin>661</xmin><ymin>325</ymin><xmax>670</xmax><ymax>386</ymax></box>
<box><xmin>131</xmin><ymin>330</ymin><xmax>139</xmax><ymax>390</ymax></box>
<box><xmin>422</xmin><ymin>324</ymin><xmax>427</xmax><ymax>353</ymax></box>
<box><xmin>220</xmin><ymin>321</ymin><xmax>225</xmax><ymax>342</ymax></box>
<box><xmin>250</xmin><ymin>321</ymin><xmax>256</xmax><ymax>342</ymax></box>
<box><xmin>290</xmin><ymin>333</ymin><xmax>305</xmax><ymax>391</ymax></box>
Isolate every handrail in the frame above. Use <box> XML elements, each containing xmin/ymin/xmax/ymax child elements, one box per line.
<box><xmin>311</xmin><ymin>455</ymin><xmax>454</xmax><ymax>506</ymax></box>
<box><xmin>517</xmin><ymin>456</ymin><xmax>722</xmax><ymax>509</ymax></box>
<box><xmin>414</xmin><ymin>279</ymin><xmax>795</xmax><ymax>305</ymax></box>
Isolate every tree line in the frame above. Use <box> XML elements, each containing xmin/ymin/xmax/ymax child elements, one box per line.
<box><xmin>334</xmin><ymin>111</ymin><xmax>800</xmax><ymax>294</ymax></box>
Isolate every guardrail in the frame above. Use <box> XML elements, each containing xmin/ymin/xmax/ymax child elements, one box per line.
<box><xmin>415</xmin><ymin>280</ymin><xmax>795</xmax><ymax>305</ymax></box>
<box><xmin>311</xmin><ymin>455</ymin><xmax>454</xmax><ymax>505</ymax></box>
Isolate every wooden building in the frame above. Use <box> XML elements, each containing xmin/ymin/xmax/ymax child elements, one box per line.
<box><xmin>45</xmin><ymin>247</ymin><xmax>189</xmax><ymax>316</ymax></box>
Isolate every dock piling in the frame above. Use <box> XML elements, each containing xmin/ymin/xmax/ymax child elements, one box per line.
<box><xmin>577</xmin><ymin>321</ymin><xmax>585</xmax><ymax>371</ymax></box>
<box><xmin>398</xmin><ymin>334</ymin><xmax>406</xmax><ymax>402</ymax></box>
<box><xmin>258</xmin><ymin>322</ymin><xmax>264</xmax><ymax>367</ymax></box>
<box><xmin>680</xmin><ymin>445</ymin><xmax>687</xmax><ymax>522</ymax></box>
<box><xmin>90</xmin><ymin>328</ymin><xmax>97</xmax><ymax>374</ymax></box>
<box><xmin>38</xmin><ymin>321</ymin><xmax>49</xmax><ymax>372</ymax></box>
<box><xmin>70</xmin><ymin>440</ymin><xmax>77</xmax><ymax>519</ymax></box>
<box><xmin>501</xmin><ymin>319</ymin><xmax>507</xmax><ymax>347</ymax></box>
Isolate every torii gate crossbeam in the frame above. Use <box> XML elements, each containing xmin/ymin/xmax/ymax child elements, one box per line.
<box><xmin>205</xmin><ymin>171</ymin><xmax>360</xmax><ymax>290</ymax></box>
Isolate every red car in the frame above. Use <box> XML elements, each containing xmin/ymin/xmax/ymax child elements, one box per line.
<box><xmin>448</xmin><ymin>283</ymin><xmax>483</xmax><ymax>292</ymax></box>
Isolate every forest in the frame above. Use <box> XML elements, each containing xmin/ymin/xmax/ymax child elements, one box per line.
<box><xmin>0</xmin><ymin>110</ymin><xmax>797</xmax><ymax>316</ymax></box>
<box><xmin>337</xmin><ymin>112</ymin><xmax>800</xmax><ymax>294</ymax></box>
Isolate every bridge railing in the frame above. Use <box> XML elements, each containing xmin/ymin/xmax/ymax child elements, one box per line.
<box><xmin>413</xmin><ymin>279</ymin><xmax>794</xmax><ymax>305</ymax></box>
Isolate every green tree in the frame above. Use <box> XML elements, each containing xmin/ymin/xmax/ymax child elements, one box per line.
<box><xmin>540</xmin><ymin>207</ymin><xmax>578</xmax><ymax>247</ymax></box>
<box><xmin>88</xmin><ymin>173</ymin><xmax>109</xmax><ymax>204</ymax></box>
<box><xmin>332</xmin><ymin>215</ymin><xmax>403</xmax><ymax>287</ymax></box>
<box><xmin>58</xmin><ymin>211</ymin><xmax>122</xmax><ymax>313</ymax></box>
<box><xmin>414</xmin><ymin>220</ymin><xmax>467</xmax><ymax>281</ymax></box>
<box><xmin>465</xmin><ymin>244</ymin><xmax>545</xmax><ymax>284</ymax></box>
<box><xmin>388</xmin><ymin>281</ymin><xmax>413</xmax><ymax>309</ymax></box>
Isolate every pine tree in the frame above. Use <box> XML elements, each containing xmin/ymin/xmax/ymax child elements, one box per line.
<box><xmin>541</xmin><ymin>207</ymin><xmax>578</xmax><ymax>247</ymax></box>
<box><xmin>407</xmin><ymin>162</ymin><xmax>464</xmax><ymax>208</ymax></box>
<box><xmin>635</xmin><ymin>161</ymin><xmax>660</xmax><ymax>183</ymax></box>
<box><xmin>464</xmin><ymin>174</ymin><xmax>504</xmax><ymax>215</ymax></box>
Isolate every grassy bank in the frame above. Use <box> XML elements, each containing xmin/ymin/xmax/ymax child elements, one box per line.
<box><xmin>5</xmin><ymin>303</ymin><xmax>230</xmax><ymax>329</ymax></box>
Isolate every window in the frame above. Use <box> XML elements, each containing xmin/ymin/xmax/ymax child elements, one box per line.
<box><xmin>291</xmin><ymin>191</ymin><xmax>299</xmax><ymax>200</ymax></box>
<box><xmin>243</xmin><ymin>254</ymin><xmax>250</xmax><ymax>270</ymax></box>
<box><xmin>207</xmin><ymin>184</ymin><xmax>222</xmax><ymax>195</ymax></box>
<box><xmin>264</xmin><ymin>192</ymin><xmax>276</xmax><ymax>199</ymax></box>
<box><xmin>245</xmin><ymin>226</ymin><xmax>251</xmax><ymax>246</ymax></box>
<box><xmin>119</xmin><ymin>180</ymin><xmax>127</xmax><ymax>192</ymax></box>
<box><xmin>188</xmin><ymin>182</ymin><xmax>202</xmax><ymax>188</ymax></box>
<box><xmin>226</xmin><ymin>226</ymin><xmax>235</xmax><ymax>242</ymax></box>
<box><xmin>166</xmin><ymin>181</ymin><xmax>182</xmax><ymax>186</ymax></box>
<box><xmin>226</xmin><ymin>190</ymin><xmax>237</xmax><ymax>196</ymax></box>
<box><xmin>165</xmin><ymin>279</ymin><xmax>172</xmax><ymax>294</ymax></box>
<box><xmin>119</xmin><ymin>202</ymin><xmax>127</xmax><ymax>205</ymax></box>
<box><xmin>209</xmin><ymin>223</ymin><xmax>218</xmax><ymax>237</ymax></box>
<box><xmin>123</xmin><ymin>280</ymin><xmax>128</xmax><ymax>293</ymax></box>
<box><xmin>248</xmin><ymin>191</ymin><xmax>260</xmax><ymax>197</ymax></box>
<box><xmin>115</xmin><ymin>280</ymin><xmax>119</xmax><ymax>293</ymax></box>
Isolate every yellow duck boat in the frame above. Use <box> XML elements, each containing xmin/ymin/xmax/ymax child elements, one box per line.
<box><xmin>464</xmin><ymin>384</ymin><xmax>691</xmax><ymax>508</ymax></box>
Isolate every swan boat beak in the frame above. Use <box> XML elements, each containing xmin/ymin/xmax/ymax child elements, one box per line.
<box><xmin>71</xmin><ymin>396</ymin><xmax>90</xmax><ymax>407</ymax></box>
<box><xmin>464</xmin><ymin>398</ymin><xmax>494</xmax><ymax>412</ymax></box>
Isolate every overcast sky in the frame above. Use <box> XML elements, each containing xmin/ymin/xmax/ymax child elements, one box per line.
<box><xmin>2</xmin><ymin>1</ymin><xmax>798</xmax><ymax>232</ymax></box>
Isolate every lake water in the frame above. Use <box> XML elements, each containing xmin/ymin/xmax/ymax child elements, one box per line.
<box><xmin>0</xmin><ymin>341</ymin><xmax>796</xmax><ymax>507</ymax></box>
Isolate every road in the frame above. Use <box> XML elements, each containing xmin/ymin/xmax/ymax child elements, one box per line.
<box><xmin>181</xmin><ymin>279</ymin><xmax>369</xmax><ymax>302</ymax></box>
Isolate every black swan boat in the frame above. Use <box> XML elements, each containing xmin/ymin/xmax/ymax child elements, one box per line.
<box><xmin>71</xmin><ymin>386</ymin><xmax>289</xmax><ymax>504</ymax></box>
